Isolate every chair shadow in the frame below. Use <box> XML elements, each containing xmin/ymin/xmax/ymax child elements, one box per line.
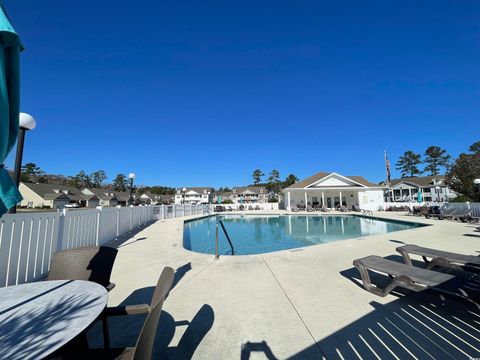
<box><xmin>290</xmin><ymin>260</ymin><xmax>480</xmax><ymax>359</ymax></box>
<box><xmin>241</xmin><ymin>341</ymin><xmax>279</xmax><ymax>360</ymax></box>
<box><xmin>87</xmin><ymin>262</ymin><xmax>211</xmax><ymax>358</ymax></box>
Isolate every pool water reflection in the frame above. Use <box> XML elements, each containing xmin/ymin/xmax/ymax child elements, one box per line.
<box><xmin>183</xmin><ymin>215</ymin><xmax>424</xmax><ymax>255</ymax></box>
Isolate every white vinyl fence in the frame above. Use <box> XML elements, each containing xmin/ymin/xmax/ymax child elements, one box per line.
<box><xmin>0</xmin><ymin>204</ymin><xmax>209</xmax><ymax>287</ymax></box>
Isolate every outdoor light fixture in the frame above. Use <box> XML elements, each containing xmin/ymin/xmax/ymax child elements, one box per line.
<box><xmin>128</xmin><ymin>173</ymin><xmax>136</xmax><ymax>206</ymax></box>
<box><xmin>10</xmin><ymin>113</ymin><xmax>37</xmax><ymax>214</ymax></box>
<box><xmin>474</xmin><ymin>179</ymin><xmax>480</xmax><ymax>194</ymax></box>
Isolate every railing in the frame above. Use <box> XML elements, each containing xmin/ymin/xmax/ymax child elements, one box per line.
<box><xmin>0</xmin><ymin>204</ymin><xmax>210</xmax><ymax>287</ymax></box>
<box><xmin>382</xmin><ymin>201</ymin><xmax>480</xmax><ymax>218</ymax></box>
<box><xmin>212</xmin><ymin>202</ymin><xmax>279</xmax><ymax>211</ymax></box>
<box><xmin>215</xmin><ymin>220</ymin><xmax>234</xmax><ymax>258</ymax></box>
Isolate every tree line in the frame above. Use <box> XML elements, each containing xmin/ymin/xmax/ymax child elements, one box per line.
<box><xmin>17</xmin><ymin>164</ymin><xmax>176</xmax><ymax>195</ymax></box>
<box><xmin>395</xmin><ymin>146</ymin><xmax>452</xmax><ymax>178</ymax></box>
<box><xmin>251</xmin><ymin>169</ymin><xmax>299</xmax><ymax>194</ymax></box>
<box><xmin>395</xmin><ymin>141</ymin><xmax>480</xmax><ymax>202</ymax></box>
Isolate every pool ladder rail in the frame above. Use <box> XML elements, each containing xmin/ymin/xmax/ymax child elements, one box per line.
<box><xmin>215</xmin><ymin>220</ymin><xmax>235</xmax><ymax>258</ymax></box>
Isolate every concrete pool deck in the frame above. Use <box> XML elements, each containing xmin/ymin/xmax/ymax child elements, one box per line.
<box><xmin>98</xmin><ymin>211</ymin><xmax>480</xmax><ymax>359</ymax></box>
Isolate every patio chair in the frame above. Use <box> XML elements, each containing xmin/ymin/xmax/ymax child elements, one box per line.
<box><xmin>255</xmin><ymin>205</ymin><xmax>261</xmax><ymax>210</ymax></box>
<box><xmin>101</xmin><ymin>266</ymin><xmax>175</xmax><ymax>349</ymax></box>
<box><xmin>353</xmin><ymin>255</ymin><xmax>479</xmax><ymax>307</ymax></box>
<box><xmin>397</xmin><ymin>244</ymin><xmax>480</xmax><ymax>272</ymax></box>
<box><xmin>248</xmin><ymin>205</ymin><xmax>254</xmax><ymax>211</ymax></box>
<box><xmin>351</xmin><ymin>205</ymin><xmax>361</xmax><ymax>212</ymax></box>
<box><xmin>60</xmin><ymin>293</ymin><xmax>167</xmax><ymax>360</ymax></box>
<box><xmin>48</xmin><ymin>246</ymin><xmax>117</xmax><ymax>291</ymax></box>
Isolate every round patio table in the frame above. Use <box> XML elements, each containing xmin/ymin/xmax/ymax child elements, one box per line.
<box><xmin>0</xmin><ymin>280</ymin><xmax>108</xmax><ymax>360</ymax></box>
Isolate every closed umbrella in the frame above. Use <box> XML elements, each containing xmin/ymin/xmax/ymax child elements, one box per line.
<box><xmin>0</xmin><ymin>3</ymin><xmax>22</xmax><ymax>215</ymax></box>
<box><xmin>417</xmin><ymin>189</ymin><xmax>423</xmax><ymax>203</ymax></box>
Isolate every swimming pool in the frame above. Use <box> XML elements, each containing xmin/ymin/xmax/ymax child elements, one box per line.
<box><xmin>183</xmin><ymin>215</ymin><xmax>424</xmax><ymax>255</ymax></box>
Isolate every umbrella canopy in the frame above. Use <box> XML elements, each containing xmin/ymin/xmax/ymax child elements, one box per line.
<box><xmin>0</xmin><ymin>3</ymin><xmax>22</xmax><ymax>215</ymax></box>
<box><xmin>417</xmin><ymin>189</ymin><xmax>423</xmax><ymax>203</ymax></box>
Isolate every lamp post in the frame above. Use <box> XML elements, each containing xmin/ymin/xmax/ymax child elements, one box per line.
<box><xmin>10</xmin><ymin>113</ymin><xmax>36</xmax><ymax>214</ymax></box>
<box><xmin>128</xmin><ymin>173</ymin><xmax>135</xmax><ymax>205</ymax></box>
<box><xmin>182</xmin><ymin>187</ymin><xmax>187</xmax><ymax>205</ymax></box>
<box><xmin>435</xmin><ymin>186</ymin><xmax>441</xmax><ymax>203</ymax></box>
<box><xmin>474</xmin><ymin>179</ymin><xmax>480</xmax><ymax>200</ymax></box>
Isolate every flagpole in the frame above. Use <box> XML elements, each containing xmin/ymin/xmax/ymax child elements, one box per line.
<box><xmin>384</xmin><ymin>151</ymin><xmax>391</xmax><ymax>202</ymax></box>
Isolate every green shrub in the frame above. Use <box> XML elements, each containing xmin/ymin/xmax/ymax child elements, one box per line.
<box><xmin>268</xmin><ymin>197</ymin><xmax>279</xmax><ymax>203</ymax></box>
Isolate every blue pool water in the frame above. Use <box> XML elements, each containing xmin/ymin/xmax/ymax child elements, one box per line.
<box><xmin>183</xmin><ymin>215</ymin><xmax>424</xmax><ymax>255</ymax></box>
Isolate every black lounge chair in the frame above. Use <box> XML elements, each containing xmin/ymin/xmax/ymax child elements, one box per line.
<box><xmin>353</xmin><ymin>255</ymin><xmax>479</xmax><ymax>307</ymax></box>
<box><xmin>397</xmin><ymin>244</ymin><xmax>480</xmax><ymax>272</ymax></box>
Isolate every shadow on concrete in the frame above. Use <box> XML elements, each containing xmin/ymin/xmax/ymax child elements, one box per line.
<box><xmin>306</xmin><ymin>261</ymin><xmax>480</xmax><ymax>359</ymax></box>
<box><xmin>87</xmin><ymin>262</ymin><xmax>210</xmax><ymax>358</ymax></box>
<box><xmin>241</xmin><ymin>341</ymin><xmax>279</xmax><ymax>360</ymax></box>
<box><xmin>171</xmin><ymin>263</ymin><xmax>192</xmax><ymax>290</ymax></box>
<box><xmin>107</xmin><ymin>221</ymin><xmax>157</xmax><ymax>248</ymax></box>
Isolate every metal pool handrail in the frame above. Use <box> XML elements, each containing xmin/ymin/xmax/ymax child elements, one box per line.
<box><xmin>215</xmin><ymin>220</ymin><xmax>235</xmax><ymax>258</ymax></box>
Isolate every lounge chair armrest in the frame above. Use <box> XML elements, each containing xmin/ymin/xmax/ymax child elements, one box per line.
<box><xmin>103</xmin><ymin>304</ymin><xmax>151</xmax><ymax>317</ymax></box>
<box><xmin>105</xmin><ymin>283</ymin><xmax>116</xmax><ymax>292</ymax></box>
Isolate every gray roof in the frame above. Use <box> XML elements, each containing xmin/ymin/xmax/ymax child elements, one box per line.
<box><xmin>84</xmin><ymin>188</ymin><xmax>118</xmax><ymax>201</ymax></box>
<box><xmin>389</xmin><ymin>176</ymin><xmax>446</xmax><ymax>188</ymax></box>
<box><xmin>22</xmin><ymin>183</ymin><xmax>98</xmax><ymax>201</ymax></box>
<box><xmin>285</xmin><ymin>172</ymin><xmax>381</xmax><ymax>189</ymax></box>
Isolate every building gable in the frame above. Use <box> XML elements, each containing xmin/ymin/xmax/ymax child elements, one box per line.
<box><xmin>307</xmin><ymin>173</ymin><xmax>366</xmax><ymax>188</ymax></box>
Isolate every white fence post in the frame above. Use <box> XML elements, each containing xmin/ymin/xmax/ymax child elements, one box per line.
<box><xmin>95</xmin><ymin>206</ymin><xmax>102</xmax><ymax>246</ymax></box>
<box><xmin>129</xmin><ymin>205</ymin><xmax>133</xmax><ymax>231</ymax></box>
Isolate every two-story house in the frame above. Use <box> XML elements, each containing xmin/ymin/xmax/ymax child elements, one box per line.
<box><xmin>174</xmin><ymin>187</ymin><xmax>213</xmax><ymax>205</ymax></box>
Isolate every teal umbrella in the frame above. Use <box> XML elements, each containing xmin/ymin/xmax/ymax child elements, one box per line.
<box><xmin>0</xmin><ymin>3</ymin><xmax>22</xmax><ymax>215</ymax></box>
<box><xmin>417</xmin><ymin>189</ymin><xmax>423</xmax><ymax>203</ymax></box>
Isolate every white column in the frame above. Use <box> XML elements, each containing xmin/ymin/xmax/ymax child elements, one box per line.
<box><xmin>322</xmin><ymin>192</ymin><xmax>325</xmax><ymax>207</ymax></box>
<box><xmin>304</xmin><ymin>192</ymin><xmax>308</xmax><ymax>209</ymax></box>
<box><xmin>339</xmin><ymin>192</ymin><xmax>342</xmax><ymax>208</ymax></box>
<box><xmin>287</xmin><ymin>192</ymin><xmax>291</xmax><ymax>211</ymax></box>
<box><xmin>408</xmin><ymin>188</ymin><xmax>412</xmax><ymax>200</ymax></box>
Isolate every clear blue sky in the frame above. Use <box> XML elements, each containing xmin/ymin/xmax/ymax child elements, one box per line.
<box><xmin>4</xmin><ymin>1</ymin><xmax>479</xmax><ymax>188</ymax></box>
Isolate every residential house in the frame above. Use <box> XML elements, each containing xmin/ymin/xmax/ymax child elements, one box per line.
<box><xmin>283</xmin><ymin>172</ymin><xmax>385</xmax><ymax>211</ymax></box>
<box><xmin>81</xmin><ymin>188</ymin><xmax>118</xmax><ymax>207</ymax></box>
<box><xmin>175</xmin><ymin>187</ymin><xmax>213</xmax><ymax>205</ymax></box>
<box><xmin>19</xmin><ymin>183</ymin><xmax>100</xmax><ymax>209</ymax></box>
<box><xmin>221</xmin><ymin>186</ymin><xmax>268</xmax><ymax>203</ymax></box>
<box><xmin>386</xmin><ymin>176</ymin><xmax>456</xmax><ymax>202</ymax></box>
<box><xmin>139</xmin><ymin>193</ymin><xmax>174</xmax><ymax>205</ymax></box>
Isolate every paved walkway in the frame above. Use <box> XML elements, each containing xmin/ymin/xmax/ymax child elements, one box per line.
<box><xmin>94</xmin><ymin>211</ymin><xmax>480</xmax><ymax>359</ymax></box>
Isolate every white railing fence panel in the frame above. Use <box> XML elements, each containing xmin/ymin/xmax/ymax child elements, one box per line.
<box><xmin>0</xmin><ymin>204</ymin><xmax>213</xmax><ymax>287</ymax></box>
<box><xmin>446</xmin><ymin>202</ymin><xmax>480</xmax><ymax>218</ymax></box>
<box><xmin>98</xmin><ymin>207</ymin><xmax>119</xmax><ymax>245</ymax></box>
<box><xmin>0</xmin><ymin>212</ymin><xmax>62</xmax><ymax>287</ymax></box>
<box><xmin>62</xmin><ymin>209</ymin><xmax>98</xmax><ymax>250</ymax></box>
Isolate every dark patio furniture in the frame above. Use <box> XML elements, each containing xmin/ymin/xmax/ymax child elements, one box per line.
<box><xmin>48</xmin><ymin>246</ymin><xmax>117</xmax><ymax>291</ymax></box>
<box><xmin>353</xmin><ymin>255</ymin><xmax>479</xmax><ymax>307</ymax></box>
<box><xmin>101</xmin><ymin>266</ymin><xmax>175</xmax><ymax>349</ymax></box>
<box><xmin>397</xmin><ymin>244</ymin><xmax>480</xmax><ymax>272</ymax></box>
